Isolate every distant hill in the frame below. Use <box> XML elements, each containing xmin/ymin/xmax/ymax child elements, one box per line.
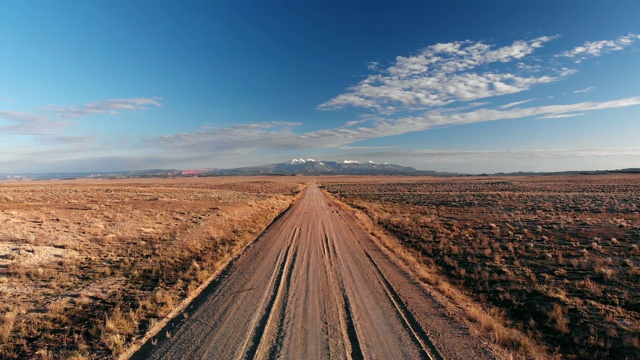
<box><xmin>198</xmin><ymin>159</ymin><xmax>440</xmax><ymax>176</ymax></box>
<box><xmin>493</xmin><ymin>168</ymin><xmax>640</xmax><ymax>176</ymax></box>
<box><xmin>2</xmin><ymin>161</ymin><xmax>638</xmax><ymax>181</ymax></box>
<box><xmin>0</xmin><ymin>169</ymin><xmax>181</xmax><ymax>181</ymax></box>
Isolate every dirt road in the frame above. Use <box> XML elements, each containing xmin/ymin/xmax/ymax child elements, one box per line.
<box><xmin>133</xmin><ymin>183</ymin><xmax>494</xmax><ymax>359</ymax></box>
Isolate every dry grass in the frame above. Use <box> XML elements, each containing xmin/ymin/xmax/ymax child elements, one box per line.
<box><xmin>0</xmin><ymin>177</ymin><xmax>305</xmax><ymax>359</ymax></box>
<box><xmin>325</xmin><ymin>189</ymin><xmax>546</xmax><ymax>359</ymax></box>
<box><xmin>324</xmin><ymin>175</ymin><xmax>640</xmax><ymax>359</ymax></box>
<box><xmin>0</xmin><ymin>312</ymin><xmax>16</xmax><ymax>344</ymax></box>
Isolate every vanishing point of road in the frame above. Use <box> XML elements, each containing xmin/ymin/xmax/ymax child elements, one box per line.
<box><xmin>132</xmin><ymin>183</ymin><xmax>494</xmax><ymax>360</ymax></box>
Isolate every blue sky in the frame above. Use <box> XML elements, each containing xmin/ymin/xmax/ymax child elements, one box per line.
<box><xmin>1</xmin><ymin>1</ymin><xmax>639</xmax><ymax>173</ymax></box>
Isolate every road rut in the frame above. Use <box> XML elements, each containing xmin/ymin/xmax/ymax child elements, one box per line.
<box><xmin>132</xmin><ymin>183</ymin><xmax>493</xmax><ymax>359</ymax></box>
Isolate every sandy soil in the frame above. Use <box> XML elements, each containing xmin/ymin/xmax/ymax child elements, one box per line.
<box><xmin>133</xmin><ymin>183</ymin><xmax>494</xmax><ymax>359</ymax></box>
<box><xmin>0</xmin><ymin>178</ymin><xmax>303</xmax><ymax>358</ymax></box>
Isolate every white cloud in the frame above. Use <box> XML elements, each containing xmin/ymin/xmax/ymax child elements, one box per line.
<box><xmin>342</xmin><ymin>119</ymin><xmax>372</xmax><ymax>128</ymax></box>
<box><xmin>367</xmin><ymin>61</ymin><xmax>379</xmax><ymax>70</ymax></box>
<box><xmin>440</xmin><ymin>101</ymin><xmax>491</xmax><ymax>113</ymax></box>
<box><xmin>0</xmin><ymin>97</ymin><xmax>162</xmax><ymax>136</ymax></box>
<box><xmin>559</xmin><ymin>33</ymin><xmax>640</xmax><ymax>62</ymax></box>
<box><xmin>344</xmin><ymin>147</ymin><xmax>640</xmax><ymax>162</ymax></box>
<box><xmin>0</xmin><ymin>110</ymin><xmax>46</xmax><ymax>124</ymax></box>
<box><xmin>7</xmin><ymin>95</ymin><xmax>640</xmax><ymax>172</ymax></box>
<box><xmin>500</xmin><ymin>99</ymin><xmax>535</xmax><ymax>109</ymax></box>
<box><xmin>146</xmin><ymin>96</ymin><xmax>640</xmax><ymax>156</ymax></box>
<box><xmin>573</xmin><ymin>86</ymin><xmax>595</xmax><ymax>94</ymax></box>
<box><xmin>318</xmin><ymin>36</ymin><xmax>559</xmax><ymax>112</ymax></box>
<box><xmin>538</xmin><ymin>113</ymin><xmax>588</xmax><ymax>119</ymax></box>
<box><xmin>556</xmin><ymin>67</ymin><xmax>578</xmax><ymax>77</ymax></box>
<box><xmin>320</xmin><ymin>33</ymin><xmax>639</xmax><ymax>114</ymax></box>
<box><xmin>392</xmin><ymin>96</ymin><xmax>640</xmax><ymax>132</ymax></box>
<box><xmin>0</xmin><ymin>110</ymin><xmax>60</xmax><ymax>135</ymax></box>
<box><xmin>517</xmin><ymin>62</ymin><xmax>541</xmax><ymax>71</ymax></box>
<box><xmin>51</xmin><ymin>97</ymin><xmax>162</xmax><ymax>119</ymax></box>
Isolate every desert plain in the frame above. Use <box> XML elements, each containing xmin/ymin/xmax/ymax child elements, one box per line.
<box><xmin>0</xmin><ymin>174</ymin><xmax>638</xmax><ymax>359</ymax></box>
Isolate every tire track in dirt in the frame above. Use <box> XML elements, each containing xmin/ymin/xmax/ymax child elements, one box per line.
<box><xmin>132</xmin><ymin>183</ymin><xmax>495</xmax><ymax>360</ymax></box>
<box><xmin>362</xmin><ymin>250</ymin><xmax>442</xmax><ymax>360</ymax></box>
<box><xmin>320</xmin><ymin>222</ymin><xmax>363</xmax><ymax>360</ymax></box>
<box><xmin>245</xmin><ymin>228</ymin><xmax>298</xmax><ymax>359</ymax></box>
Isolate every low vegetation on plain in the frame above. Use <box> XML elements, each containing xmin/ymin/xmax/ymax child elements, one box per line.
<box><xmin>0</xmin><ymin>178</ymin><xmax>303</xmax><ymax>359</ymax></box>
<box><xmin>326</xmin><ymin>175</ymin><xmax>640</xmax><ymax>359</ymax></box>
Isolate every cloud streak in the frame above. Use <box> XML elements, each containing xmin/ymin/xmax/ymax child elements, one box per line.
<box><xmin>0</xmin><ymin>110</ymin><xmax>58</xmax><ymax>135</ymax></box>
<box><xmin>340</xmin><ymin>147</ymin><xmax>640</xmax><ymax>162</ymax></box>
<box><xmin>574</xmin><ymin>86</ymin><xmax>595</xmax><ymax>94</ymax></box>
<box><xmin>51</xmin><ymin>97</ymin><xmax>162</xmax><ymax>119</ymax></box>
<box><xmin>559</xmin><ymin>33</ymin><xmax>640</xmax><ymax>63</ymax></box>
<box><xmin>147</xmin><ymin>96</ymin><xmax>640</xmax><ymax>155</ymax></box>
<box><xmin>499</xmin><ymin>99</ymin><xmax>535</xmax><ymax>109</ymax></box>
<box><xmin>538</xmin><ymin>113</ymin><xmax>588</xmax><ymax>119</ymax></box>
<box><xmin>0</xmin><ymin>97</ymin><xmax>162</xmax><ymax>136</ymax></box>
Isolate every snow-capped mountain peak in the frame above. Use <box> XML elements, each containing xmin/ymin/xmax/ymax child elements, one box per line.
<box><xmin>289</xmin><ymin>158</ymin><xmax>317</xmax><ymax>165</ymax></box>
<box><xmin>289</xmin><ymin>158</ymin><xmax>306</xmax><ymax>165</ymax></box>
<box><xmin>343</xmin><ymin>160</ymin><xmax>359</xmax><ymax>164</ymax></box>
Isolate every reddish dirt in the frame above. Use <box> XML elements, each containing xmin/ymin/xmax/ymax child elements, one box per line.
<box><xmin>132</xmin><ymin>183</ymin><xmax>494</xmax><ymax>359</ymax></box>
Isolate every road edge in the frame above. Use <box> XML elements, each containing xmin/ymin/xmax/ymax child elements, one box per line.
<box><xmin>119</xmin><ymin>185</ymin><xmax>308</xmax><ymax>360</ymax></box>
<box><xmin>320</xmin><ymin>186</ymin><xmax>549</xmax><ymax>360</ymax></box>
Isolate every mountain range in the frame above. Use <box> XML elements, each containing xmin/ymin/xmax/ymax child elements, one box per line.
<box><xmin>1</xmin><ymin>159</ymin><xmax>638</xmax><ymax>180</ymax></box>
<box><xmin>0</xmin><ymin>159</ymin><xmax>436</xmax><ymax>180</ymax></box>
<box><xmin>197</xmin><ymin>159</ymin><xmax>439</xmax><ymax>176</ymax></box>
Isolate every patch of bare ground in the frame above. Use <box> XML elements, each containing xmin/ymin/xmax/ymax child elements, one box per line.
<box><xmin>0</xmin><ymin>177</ymin><xmax>305</xmax><ymax>359</ymax></box>
<box><xmin>324</xmin><ymin>175</ymin><xmax>640</xmax><ymax>359</ymax></box>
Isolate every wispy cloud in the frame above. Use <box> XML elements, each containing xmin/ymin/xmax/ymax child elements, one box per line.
<box><xmin>0</xmin><ymin>110</ymin><xmax>58</xmax><ymax>135</ymax></box>
<box><xmin>318</xmin><ymin>36</ymin><xmax>559</xmax><ymax>112</ymax></box>
<box><xmin>0</xmin><ymin>110</ymin><xmax>46</xmax><ymax>124</ymax></box>
<box><xmin>500</xmin><ymin>99</ymin><xmax>535</xmax><ymax>109</ymax></box>
<box><xmin>556</xmin><ymin>67</ymin><xmax>578</xmax><ymax>77</ymax></box>
<box><xmin>538</xmin><ymin>113</ymin><xmax>588</xmax><ymax>119</ymax></box>
<box><xmin>367</xmin><ymin>61</ymin><xmax>379</xmax><ymax>71</ymax></box>
<box><xmin>559</xmin><ymin>33</ymin><xmax>640</xmax><ymax>63</ymax></box>
<box><xmin>0</xmin><ymin>97</ymin><xmax>162</xmax><ymax>136</ymax></box>
<box><xmin>8</xmin><ymin>93</ymin><xmax>639</xmax><ymax>172</ymax></box>
<box><xmin>574</xmin><ymin>86</ymin><xmax>595</xmax><ymax>94</ymax></box>
<box><xmin>50</xmin><ymin>97</ymin><xmax>162</xmax><ymax>119</ymax></box>
<box><xmin>147</xmin><ymin>96</ymin><xmax>640</xmax><ymax>156</ymax></box>
<box><xmin>341</xmin><ymin>147</ymin><xmax>640</xmax><ymax>162</ymax></box>
<box><xmin>319</xmin><ymin>33</ymin><xmax>640</xmax><ymax>115</ymax></box>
